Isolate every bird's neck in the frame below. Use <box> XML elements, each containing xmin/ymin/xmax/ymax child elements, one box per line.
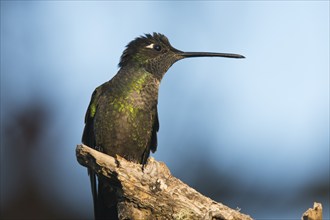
<box><xmin>114</xmin><ymin>65</ymin><xmax>161</xmax><ymax>103</ymax></box>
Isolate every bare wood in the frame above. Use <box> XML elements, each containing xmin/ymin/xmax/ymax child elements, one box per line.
<box><xmin>76</xmin><ymin>144</ymin><xmax>253</xmax><ymax>220</ymax></box>
<box><xmin>302</xmin><ymin>202</ymin><xmax>322</xmax><ymax>220</ymax></box>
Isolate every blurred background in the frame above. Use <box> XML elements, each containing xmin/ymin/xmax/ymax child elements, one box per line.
<box><xmin>1</xmin><ymin>1</ymin><xmax>329</xmax><ymax>219</ymax></box>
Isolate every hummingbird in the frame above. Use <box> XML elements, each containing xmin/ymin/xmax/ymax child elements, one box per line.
<box><xmin>82</xmin><ymin>32</ymin><xmax>244</xmax><ymax>219</ymax></box>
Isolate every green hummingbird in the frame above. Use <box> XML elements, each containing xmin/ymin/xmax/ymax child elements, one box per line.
<box><xmin>82</xmin><ymin>32</ymin><xmax>244</xmax><ymax>219</ymax></box>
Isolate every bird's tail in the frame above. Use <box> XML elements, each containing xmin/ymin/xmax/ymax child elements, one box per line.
<box><xmin>89</xmin><ymin>171</ymin><xmax>118</xmax><ymax>220</ymax></box>
<box><xmin>89</xmin><ymin>169</ymin><xmax>98</xmax><ymax>220</ymax></box>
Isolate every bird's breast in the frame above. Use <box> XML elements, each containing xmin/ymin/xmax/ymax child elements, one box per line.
<box><xmin>93</xmin><ymin>74</ymin><xmax>159</xmax><ymax>160</ymax></box>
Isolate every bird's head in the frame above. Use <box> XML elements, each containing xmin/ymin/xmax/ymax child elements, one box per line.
<box><xmin>119</xmin><ymin>33</ymin><xmax>244</xmax><ymax>79</ymax></box>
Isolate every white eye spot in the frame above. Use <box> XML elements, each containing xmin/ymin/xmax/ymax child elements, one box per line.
<box><xmin>146</xmin><ymin>43</ymin><xmax>154</xmax><ymax>49</ymax></box>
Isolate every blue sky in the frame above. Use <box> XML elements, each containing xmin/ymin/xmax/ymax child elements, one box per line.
<box><xmin>1</xmin><ymin>1</ymin><xmax>329</xmax><ymax>219</ymax></box>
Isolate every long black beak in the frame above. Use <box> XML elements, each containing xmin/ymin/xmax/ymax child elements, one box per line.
<box><xmin>181</xmin><ymin>51</ymin><xmax>245</xmax><ymax>59</ymax></box>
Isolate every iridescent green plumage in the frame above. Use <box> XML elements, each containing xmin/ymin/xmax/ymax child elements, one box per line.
<box><xmin>89</xmin><ymin>65</ymin><xmax>159</xmax><ymax>163</ymax></box>
<box><xmin>82</xmin><ymin>33</ymin><xmax>244</xmax><ymax>220</ymax></box>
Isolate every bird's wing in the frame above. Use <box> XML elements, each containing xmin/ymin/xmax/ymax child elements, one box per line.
<box><xmin>82</xmin><ymin>85</ymin><xmax>104</xmax><ymax>220</ymax></box>
<box><xmin>141</xmin><ymin>108</ymin><xmax>159</xmax><ymax>165</ymax></box>
<box><xmin>82</xmin><ymin>89</ymin><xmax>98</xmax><ymax>148</ymax></box>
<box><xmin>150</xmin><ymin>108</ymin><xmax>159</xmax><ymax>153</ymax></box>
<box><xmin>82</xmin><ymin>82</ymin><xmax>108</xmax><ymax>146</ymax></box>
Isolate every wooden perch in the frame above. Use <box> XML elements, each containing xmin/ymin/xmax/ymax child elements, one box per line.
<box><xmin>302</xmin><ymin>202</ymin><xmax>322</xmax><ymax>220</ymax></box>
<box><xmin>76</xmin><ymin>144</ymin><xmax>253</xmax><ymax>220</ymax></box>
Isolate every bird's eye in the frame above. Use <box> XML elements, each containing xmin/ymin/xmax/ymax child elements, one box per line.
<box><xmin>154</xmin><ymin>44</ymin><xmax>161</xmax><ymax>51</ymax></box>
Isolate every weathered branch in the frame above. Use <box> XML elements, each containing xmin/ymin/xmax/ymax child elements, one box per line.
<box><xmin>302</xmin><ymin>202</ymin><xmax>322</xmax><ymax>220</ymax></box>
<box><xmin>76</xmin><ymin>144</ymin><xmax>253</xmax><ymax>220</ymax></box>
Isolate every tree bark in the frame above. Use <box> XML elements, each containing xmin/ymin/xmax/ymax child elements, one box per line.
<box><xmin>76</xmin><ymin>144</ymin><xmax>253</xmax><ymax>220</ymax></box>
<box><xmin>302</xmin><ymin>202</ymin><xmax>322</xmax><ymax>220</ymax></box>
